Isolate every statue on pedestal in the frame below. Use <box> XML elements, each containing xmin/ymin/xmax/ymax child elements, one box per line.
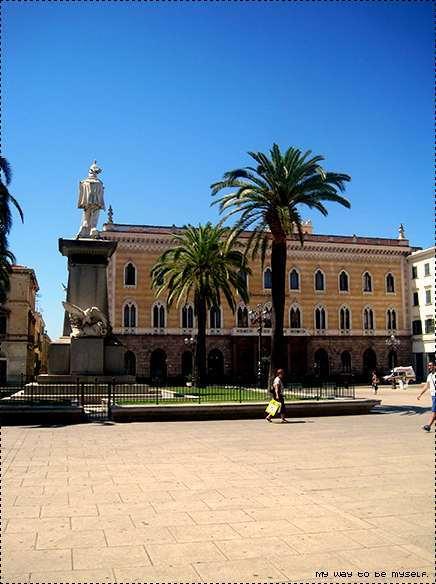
<box><xmin>77</xmin><ymin>161</ymin><xmax>105</xmax><ymax>238</ymax></box>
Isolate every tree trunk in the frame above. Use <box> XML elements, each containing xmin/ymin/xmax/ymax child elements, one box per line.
<box><xmin>268</xmin><ymin>239</ymin><xmax>287</xmax><ymax>388</ymax></box>
<box><xmin>195</xmin><ymin>296</ymin><xmax>207</xmax><ymax>387</ymax></box>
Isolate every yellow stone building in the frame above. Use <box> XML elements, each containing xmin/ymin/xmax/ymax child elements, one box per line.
<box><xmin>101</xmin><ymin>222</ymin><xmax>415</xmax><ymax>383</ymax></box>
<box><xmin>0</xmin><ymin>265</ymin><xmax>50</xmax><ymax>383</ymax></box>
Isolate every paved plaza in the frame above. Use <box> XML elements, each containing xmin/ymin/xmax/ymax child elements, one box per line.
<box><xmin>2</xmin><ymin>386</ymin><xmax>434</xmax><ymax>584</ymax></box>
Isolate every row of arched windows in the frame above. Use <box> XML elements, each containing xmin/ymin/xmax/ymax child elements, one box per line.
<box><xmin>122</xmin><ymin>301</ymin><xmax>398</xmax><ymax>332</ymax></box>
<box><xmin>263</xmin><ymin>268</ymin><xmax>395</xmax><ymax>294</ymax></box>
<box><xmin>124</xmin><ymin>261</ymin><xmax>396</xmax><ymax>295</ymax></box>
<box><xmin>295</xmin><ymin>306</ymin><xmax>396</xmax><ymax>332</ymax></box>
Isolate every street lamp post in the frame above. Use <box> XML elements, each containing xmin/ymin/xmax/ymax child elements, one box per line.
<box><xmin>385</xmin><ymin>333</ymin><xmax>401</xmax><ymax>387</ymax></box>
<box><xmin>385</xmin><ymin>333</ymin><xmax>401</xmax><ymax>361</ymax></box>
<box><xmin>248</xmin><ymin>303</ymin><xmax>272</xmax><ymax>387</ymax></box>
<box><xmin>184</xmin><ymin>336</ymin><xmax>197</xmax><ymax>386</ymax></box>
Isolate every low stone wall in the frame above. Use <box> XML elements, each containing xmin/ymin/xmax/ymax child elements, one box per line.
<box><xmin>0</xmin><ymin>405</ymin><xmax>85</xmax><ymax>425</ymax></box>
<box><xmin>111</xmin><ymin>399</ymin><xmax>381</xmax><ymax>423</ymax></box>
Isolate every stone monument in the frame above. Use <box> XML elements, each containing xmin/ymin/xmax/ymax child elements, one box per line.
<box><xmin>38</xmin><ymin>162</ymin><xmax>131</xmax><ymax>383</ymax></box>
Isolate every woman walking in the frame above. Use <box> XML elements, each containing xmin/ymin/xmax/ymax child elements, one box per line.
<box><xmin>266</xmin><ymin>368</ymin><xmax>289</xmax><ymax>423</ymax></box>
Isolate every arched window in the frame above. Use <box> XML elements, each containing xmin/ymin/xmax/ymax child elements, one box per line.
<box><xmin>315</xmin><ymin>307</ymin><xmax>326</xmax><ymax>330</ymax></box>
<box><xmin>152</xmin><ymin>303</ymin><xmax>165</xmax><ymax>328</ymax></box>
<box><xmin>315</xmin><ymin>270</ymin><xmax>325</xmax><ymax>291</ymax></box>
<box><xmin>210</xmin><ymin>305</ymin><xmax>221</xmax><ymax>329</ymax></box>
<box><xmin>124</xmin><ymin>262</ymin><xmax>136</xmax><ymax>286</ymax></box>
<box><xmin>263</xmin><ymin>268</ymin><xmax>272</xmax><ymax>290</ymax></box>
<box><xmin>387</xmin><ymin>308</ymin><xmax>397</xmax><ymax>331</ymax></box>
<box><xmin>386</xmin><ymin>273</ymin><xmax>395</xmax><ymax>293</ymax></box>
<box><xmin>289</xmin><ymin>269</ymin><xmax>300</xmax><ymax>291</ymax></box>
<box><xmin>239</xmin><ymin>271</ymin><xmax>248</xmax><ymax>290</ymax></box>
<box><xmin>339</xmin><ymin>271</ymin><xmax>349</xmax><ymax>292</ymax></box>
<box><xmin>363</xmin><ymin>272</ymin><xmax>372</xmax><ymax>292</ymax></box>
<box><xmin>182</xmin><ymin>305</ymin><xmax>194</xmax><ymax>328</ymax></box>
<box><xmin>290</xmin><ymin>307</ymin><xmax>301</xmax><ymax>329</ymax></box>
<box><xmin>341</xmin><ymin>351</ymin><xmax>352</xmax><ymax>373</ymax></box>
<box><xmin>237</xmin><ymin>306</ymin><xmax>249</xmax><ymax>328</ymax></box>
<box><xmin>363</xmin><ymin>307</ymin><xmax>374</xmax><ymax>331</ymax></box>
<box><xmin>340</xmin><ymin>306</ymin><xmax>351</xmax><ymax>331</ymax></box>
<box><xmin>123</xmin><ymin>303</ymin><xmax>136</xmax><ymax>328</ymax></box>
<box><xmin>124</xmin><ymin>351</ymin><xmax>136</xmax><ymax>376</ymax></box>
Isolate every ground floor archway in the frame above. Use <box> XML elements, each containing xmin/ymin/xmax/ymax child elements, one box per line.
<box><xmin>208</xmin><ymin>348</ymin><xmax>224</xmax><ymax>383</ymax></box>
<box><xmin>314</xmin><ymin>348</ymin><xmax>329</xmax><ymax>378</ymax></box>
<box><xmin>363</xmin><ymin>348</ymin><xmax>377</xmax><ymax>378</ymax></box>
<box><xmin>150</xmin><ymin>349</ymin><xmax>167</xmax><ymax>381</ymax></box>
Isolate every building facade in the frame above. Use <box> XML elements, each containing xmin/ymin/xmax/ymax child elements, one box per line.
<box><xmin>407</xmin><ymin>247</ymin><xmax>435</xmax><ymax>381</ymax></box>
<box><xmin>100</xmin><ymin>222</ymin><xmax>415</xmax><ymax>383</ymax></box>
<box><xmin>0</xmin><ymin>265</ymin><xmax>50</xmax><ymax>383</ymax></box>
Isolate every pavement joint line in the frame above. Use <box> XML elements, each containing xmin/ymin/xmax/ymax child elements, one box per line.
<box><xmin>6</xmin><ymin>581</ymin><xmax>436</xmax><ymax>584</ymax></box>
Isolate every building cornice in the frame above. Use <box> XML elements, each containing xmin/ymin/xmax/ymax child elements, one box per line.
<box><xmin>101</xmin><ymin>230</ymin><xmax>413</xmax><ymax>259</ymax></box>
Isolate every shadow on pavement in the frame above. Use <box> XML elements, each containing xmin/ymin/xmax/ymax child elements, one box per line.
<box><xmin>372</xmin><ymin>404</ymin><xmax>430</xmax><ymax>416</ymax></box>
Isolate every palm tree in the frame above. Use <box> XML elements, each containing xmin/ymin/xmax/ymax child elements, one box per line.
<box><xmin>0</xmin><ymin>244</ymin><xmax>15</xmax><ymax>304</ymax></box>
<box><xmin>0</xmin><ymin>157</ymin><xmax>24</xmax><ymax>303</ymax></box>
<box><xmin>151</xmin><ymin>223</ymin><xmax>250</xmax><ymax>386</ymax></box>
<box><xmin>211</xmin><ymin>144</ymin><xmax>351</xmax><ymax>384</ymax></box>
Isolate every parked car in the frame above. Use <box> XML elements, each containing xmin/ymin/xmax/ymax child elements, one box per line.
<box><xmin>382</xmin><ymin>366</ymin><xmax>416</xmax><ymax>388</ymax></box>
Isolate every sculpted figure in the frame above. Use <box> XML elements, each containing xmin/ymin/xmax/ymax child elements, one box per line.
<box><xmin>77</xmin><ymin>161</ymin><xmax>105</xmax><ymax>238</ymax></box>
<box><xmin>62</xmin><ymin>301</ymin><xmax>109</xmax><ymax>338</ymax></box>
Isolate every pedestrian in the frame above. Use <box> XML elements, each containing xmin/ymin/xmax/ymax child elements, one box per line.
<box><xmin>417</xmin><ymin>361</ymin><xmax>436</xmax><ymax>432</ymax></box>
<box><xmin>371</xmin><ymin>370</ymin><xmax>379</xmax><ymax>395</ymax></box>
<box><xmin>266</xmin><ymin>368</ymin><xmax>289</xmax><ymax>423</ymax></box>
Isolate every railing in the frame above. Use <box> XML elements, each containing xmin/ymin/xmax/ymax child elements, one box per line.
<box><xmin>0</xmin><ymin>379</ymin><xmax>355</xmax><ymax>413</ymax></box>
<box><xmin>284</xmin><ymin>382</ymin><xmax>355</xmax><ymax>400</ymax></box>
<box><xmin>0</xmin><ymin>383</ymin><xmax>78</xmax><ymax>406</ymax></box>
<box><xmin>110</xmin><ymin>383</ymin><xmax>269</xmax><ymax>406</ymax></box>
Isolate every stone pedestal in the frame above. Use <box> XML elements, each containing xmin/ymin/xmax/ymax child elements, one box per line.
<box><xmin>71</xmin><ymin>337</ymin><xmax>104</xmax><ymax>375</ymax></box>
<box><xmin>47</xmin><ymin>338</ymin><xmax>70</xmax><ymax>375</ymax></box>
<box><xmin>39</xmin><ymin>237</ymin><xmax>134</xmax><ymax>383</ymax></box>
<box><xmin>59</xmin><ymin>238</ymin><xmax>117</xmax><ymax>336</ymax></box>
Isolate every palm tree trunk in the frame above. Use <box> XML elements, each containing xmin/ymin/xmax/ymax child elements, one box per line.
<box><xmin>269</xmin><ymin>239</ymin><xmax>287</xmax><ymax>388</ymax></box>
<box><xmin>195</xmin><ymin>296</ymin><xmax>207</xmax><ymax>387</ymax></box>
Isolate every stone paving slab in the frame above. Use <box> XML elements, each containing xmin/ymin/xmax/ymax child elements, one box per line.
<box><xmin>2</xmin><ymin>384</ymin><xmax>434</xmax><ymax>584</ymax></box>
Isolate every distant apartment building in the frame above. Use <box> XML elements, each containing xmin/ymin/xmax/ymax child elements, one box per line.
<box><xmin>0</xmin><ymin>265</ymin><xmax>50</xmax><ymax>383</ymax></box>
<box><xmin>408</xmin><ymin>247</ymin><xmax>435</xmax><ymax>381</ymax></box>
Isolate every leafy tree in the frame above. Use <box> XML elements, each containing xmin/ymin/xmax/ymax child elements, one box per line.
<box><xmin>0</xmin><ymin>158</ymin><xmax>24</xmax><ymax>302</ymax></box>
<box><xmin>211</xmin><ymin>144</ymin><xmax>351</xmax><ymax>384</ymax></box>
<box><xmin>151</xmin><ymin>223</ymin><xmax>250</xmax><ymax>386</ymax></box>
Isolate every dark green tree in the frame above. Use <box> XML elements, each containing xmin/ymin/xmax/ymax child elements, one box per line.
<box><xmin>211</xmin><ymin>144</ymin><xmax>351</xmax><ymax>384</ymax></box>
<box><xmin>0</xmin><ymin>158</ymin><xmax>24</xmax><ymax>303</ymax></box>
<box><xmin>151</xmin><ymin>223</ymin><xmax>250</xmax><ymax>386</ymax></box>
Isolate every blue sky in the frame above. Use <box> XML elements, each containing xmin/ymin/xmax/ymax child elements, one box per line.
<box><xmin>5</xmin><ymin>2</ymin><xmax>433</xmax><ymax>338</ymax></box>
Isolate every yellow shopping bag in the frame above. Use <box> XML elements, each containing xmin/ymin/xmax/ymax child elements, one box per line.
<box><xmin>265</xmin><ymin>399</ymin><xmax>281</xmax><ymax>416</ymax></box>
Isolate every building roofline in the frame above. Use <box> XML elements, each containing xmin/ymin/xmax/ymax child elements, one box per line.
<box><xmin>11</xmin><ymin>265</ymin><xmax>39</xmax><ymax>291</ymax></box>
<box><xmin>102</xmin><ymin>222</ymin><xmax>414</xmax><ymax>248</ymax></box>
<box><xmin>408</xmin><ymin>246</ymin><xmax>434</xmax><ymax>258</ymax></box>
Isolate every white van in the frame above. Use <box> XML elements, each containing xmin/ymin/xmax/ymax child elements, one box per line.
<box><xmin>383</xmin><ymin>366</ymin><xmax>416</xmax><ymax>388</ymax></box>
